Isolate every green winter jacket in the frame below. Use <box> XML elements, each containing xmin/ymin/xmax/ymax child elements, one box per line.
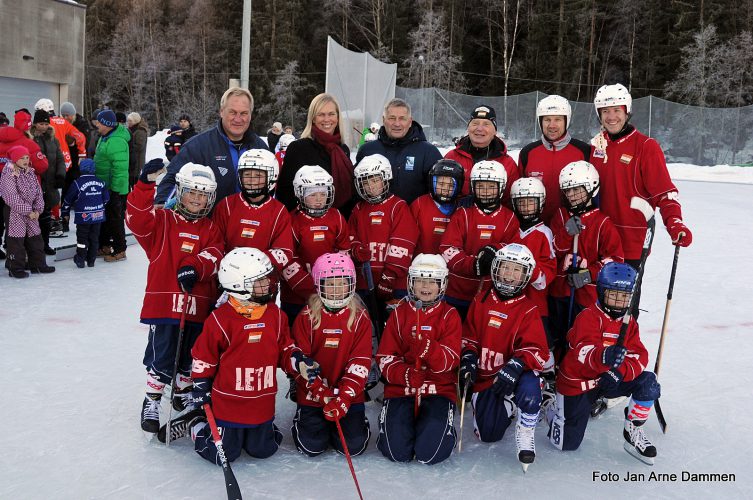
<box><xmin>94</xmin><ymin>124</ymin><xmax>130</xmax><ymax>194</ymax></box>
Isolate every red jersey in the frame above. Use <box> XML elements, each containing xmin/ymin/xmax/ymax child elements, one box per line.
<box><xmin>518</xmin><ymin>136</ymin><xmax>591</xmax><ymax>225</ymax></box>
<box><xmin>462</xmin><ymin>291</ymin><xmax>548</xmax><ymax>393</ymax></box>
<box><xmin>212</xmin><ymin>193</ymin><xmax>294</xmax><ymax>271</ymax></box>
<box><xmin>519</xmin><ymin>222</ymin><xmax>556</xmax><ymax>316</ymax></box>
<box><xmin>550</xmin><ymin>207</ymin><xmax>624</xmax><ymax>307</ymax></box>
<box><xmin>590</xmin><ymin>128</ymin><xmax>684</xmax><ymax>260</ymax></box>
<box><xmin>191</xmin><ymin>302</ymin><xmax>301</xmax><ymax>425</ymax></box>
<box><xmin>51</xmin><ymin>116</ymin><xmax>86</xmax><ymax>170</ymax></box>
<box><xmin>440</xmin><ymin>205</ymin><xmax>520</xmax><ymax>302</ymax></box>
<box><xmin>280</xmin><ymin>208</ymin><xmax>351</xmax><ymax>305</ymax></box>
<box><xmin>556</xmin><ymin>303</ymin><xmax>648</xmax><ymax>396</ymax></box>
<box><xmin>292</xmin><ymin>305</ymin><xmax>372</xmax><ymax>406</ymax></box>
<box><xmin>410</xmin><ymin>194</ymin><xmax>455</xmax><ymax>255</ymax></box>
<box><xmin>348</xmin><ymin>194</ymin><xmax>418</xmax><ymax>291</ymax></box>
<box><xmin>126</xmin><ymin>180</ymin><xmax>225</xmax><ymax>324</ymax></box>
<box><xmin>444</xmin><ymin>138</ymin><xmax>520</xmax><ymax>206</ymax></box>
<box><xmin>376</xmin><ymin>300</ymin><xmax>461</xmax><ymax>401</ymax></box>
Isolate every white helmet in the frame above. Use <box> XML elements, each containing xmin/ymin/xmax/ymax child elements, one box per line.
<box><xmin>237</xmin><ymin>148</ymin><xmax>279</xmax><ymax>198</ymax></box>
<box><xmin>470</xmin><ymin>160</ymin><xmax>507</xmax><ymax>211</ymax></box>
<box><xmin>219</xmin><ymin>247</ymin><xmax>276</xmax><ymax>303</ymax></box>
<box><xmin>369</xmin><ymin>122</ymin><xmax>380</xmax><ymax>133</ymax></box>
<box><xmin>34</xmin><ymin>98</ymin><xmax>55</xmax><ymax>113</ymax></box>
<box><xmin>559</xmin><ymin>161</ymin><xmax>600</xmax><ymax>214</ymax></box>
<box><xmin>491</xmin><ymin>243</ymin><xmax>535</xmax><ymax>297</ymax></box>
<box><xmin>408</xmin><ymin>254</ymin><xmax>449</xmax><ymax>308</ymax></box>
<box><xmin>293</xmin><ymin>165</ymin><xmax>334</xmax><ymax>217</ymax></box>
<box><xmin>536</xmin><ymin>95</ymin><xmax>572</xmax><ymax>131</ymax></box>
<box><xmin>278</xmin><ymin>133</ymin><xmax>295</xmax><ymax>150</ymax></box>
<box><xmin>510</xmin><ymin>177</ymin><xmax>546</xmax><ymax>224</ymax></box>
<box><xmin>174</xmin><ymin>162</ymin><xmax>217</xmax><ymax>219</ymax></box>
<box><xmin>594</xmin><ymin>83</ymin><xmax>632</xmax><ymax>115</ymax></box>
<box><xmin>354</xmin><ymin>154</ymin><xmax>392</xmax><ymax>203</ymax></box>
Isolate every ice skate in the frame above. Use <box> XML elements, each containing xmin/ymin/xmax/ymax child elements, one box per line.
<box><xmin>515</xmin><ymin>411</ymin><xmax>538</xmax><ymax>472</ymax></box>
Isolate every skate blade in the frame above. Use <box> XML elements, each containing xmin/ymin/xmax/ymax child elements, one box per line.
<box><xmin>521</xmin><ymin>462</ymin><xmax>530</xmax><ymax>473</ymax></box>
<box><xmin>143</xmin><ymin>430</ymin><xmax>156</xmax><ymax>442</ymax></box>
<box><xmin>590</xmin><ymin>401</ymin><xmax>607</xmax><ymax>418</ymax></box>
<box><xmin>623</xmin><ymin>442</ymin><xmax>655</xmax><ymax>466</ymax></box>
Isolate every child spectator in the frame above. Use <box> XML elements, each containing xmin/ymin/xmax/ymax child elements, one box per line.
<box><xmin>275</xmin><ymin>133</ymin><xmax>296</xmax><ymax>167</ymax></box>
<box><xmin>62</xmin><ymin>158</ymin><xmax>109</xmax><ymax>268</ymax></box>
<box><xmin>163</xmin><ymin>125</ymin><xmax>183</xmax><ymax>161</ymax></box>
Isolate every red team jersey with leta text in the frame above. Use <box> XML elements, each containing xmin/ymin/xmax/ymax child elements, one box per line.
<box><xmin>126</xmin><ymin>180</ymin><xmax>225</xmax><ymax>325</ymax></box>
<box><xmin>292</xmin><ymin>306</ymin><xmax>373</xmax><ymax>405</ymax></box>
<box><xmin>348</xmin><ymin>194</ymin><xmax>418</xmax><ymax>291</ymax></box>
<box><xmin>410</xmin><ymin>194</ymin><xmax>454</xmax><ymax>255</ymax></box>
<box><xmin>211</xmin><ymin>193</ymin><xmax>294</xmax><ymax>271</ymax></box>
<box><xmin>440</xmin><ymin>205</ymin><xmax>520</xmax><ymax>302</ymax></box>
<box><xmin>556</xmin><ymin>304</ymin><xmax>648</xmax><ymax>396</ymax></box>
<box><xmin>190</xmin><ymin>302</ymin><xmax>301</xmax><ymax>425</ymax></box>
<box><xmin>462</xmin><ymin>292</ymin><xmax>548</xmax><ymax>393</ymax></box>
<box><xmin>377</xmin><ymin>300</ymin><xmax>461</xmax><ymax>401</ymax></box>
<box><xmin>519</xmin><ymin>223</ymin><xmax>557</xmax><ymax>316</ymax></box>
<box><xmin>281</xmin><ymin>208</ymin><xmax>351</xmax><ymax>305</ymax></box>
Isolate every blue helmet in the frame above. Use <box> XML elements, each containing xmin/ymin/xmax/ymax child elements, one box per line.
<box><xmin>596</xmin><ymin>262</ymin><xmax>637</xmax><ymax>318</ymax></box>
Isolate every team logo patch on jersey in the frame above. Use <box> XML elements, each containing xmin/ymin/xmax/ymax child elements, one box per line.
<box><xmin>488</xmin><ymin>318</ymin><xmax>502</xmax><ymax>328</ymax></box>
<box><xmin>480</xmin><ymin>231</ymin><xmax>492</xmax><ymax>239</ymax></box>
<box><xmin>325</xmin><ymin>337</ymin><xmax>340</xmax><ymax>348</ymax></box>
<box><xmin>241</xmin><ymin>228</ymin><xmax>256</xmax><ymax>238</ymax></box>
<box><xmin>369</xmin><ymin>210</ymin><xmax>385</xmax><ymax>217</ymax></box>
<box><xmin>310</xmin><ymin>226</ymin><xmax>329</xmax><ymax>231</ymax></box>
<box><xmin>432</xmin><ymin>217</ymin><xmax>451</xmax><ymax>223</ymax></box>
<box><xmin>247</xmin><ymin>332</ymin><xmax>263</xmax><ymax>343</ymax></box>
<box><xmin>405</xmin><ymin>156</ymin><xmax>415</xmax><ymax>171</ymax></box>
<box><xmin>620</xmin><ymin>154</ymin><xmax>633</xmax><ymax>164</ymax></box>
<box><xmin>313</xmin><ymin>232</ymin><xmax>325</xmax><ymax>241</ymax></box>
<box><xmin>240</xmin><ymin>219</ymin><xmax>260</xmax><ymax>226</ymax></box>
<box><xmin>180</xmin><ymin>241</ymin><xmax>195</xmax><ymax>253</ymax></box>
<box><xmin>371</xmin><ymin>217</ymin><xmax>382</xmax><ymax>225</ymax></box>
<box><xmin>593</xmin><ymin>150</ymin><xmax>605</xmax><ymax>159</ymax></box>
<box><xmin>323</xmin><ymin>329</ymin><xmax>343</xmax><ymax>334</ymax></box>
<box><xmin>489</xmin><ymin>310</ymin><xmax>508</xmax><ymax>319</ymax></box>
<box><xmin>420</xmin><ymin>325</ymin><xmax>432</xmax><ymax>331</ymax></box>
<box><xmin>603</xmin><ymin>332</ymin><xmax>619</xmax><ymax>339</ymax></box>
<box><xmin>433</xmin><ymin>226</ymin><xmax>446</xmax><ymax>234</ymax></box>
<box><xmin>179</xmin><ymin>232</ymin><xmax>200</xmax><ymax>240</ymax></box>
<box><xmin>245</xmin><ymin>323</ymin><xmax>266</xmax><ymax>329</ymax></box>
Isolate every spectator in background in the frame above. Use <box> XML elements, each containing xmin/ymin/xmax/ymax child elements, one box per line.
<box><xmin>178</xmin><ymin>114</ymin><xmax>197</xmax><ymax>142</ymax></box>
<box><xmin>32</xmin><ymin>109</ymin><xmax>66</xmax><ymax>254</ymax></box>
<box><xmin>164</xmin><ymin>124</ymin><xmax>183</xmax><ymax>161</ymax></box>
<box><xmin>60</xmin><ymin>102</ymin><xmax>92</xmax><ymax>231</ymax></box>
<box><xmin>115</xmin><ymin>112</ymin><xmax>127</xmax><ymax>125</ymax></box>
<box><xmin>127</xmin><ymin>112</ymin><xmax>149</xmax><ymax>190</ymax></box>
<box><xmin>267</xmin><ymin>121</ymin><xmax>282</xmax><ymax>153</ymax></box>
<box><xmin>93</xmin><ymin>109</ymin><xmax>130</xmax><ymax>262</ymax></box>
<box><xmin>0</xmin><ymin>112</ymin><xmax>9</xmax><ymax>126</ymax></box>
<box><xmin>87</xmin><ymin>109</ymin><xmax>101</xmax><ymax>158</ymax></box>
<box><xmin>355</xmin><ymin>98</ymin><xmax>443</xmax><ymax>205</ymax></box>
<box><xmin>284</xmin><ymin>125</ymin><xmax>295</xmax><ymax>137</ymax></box>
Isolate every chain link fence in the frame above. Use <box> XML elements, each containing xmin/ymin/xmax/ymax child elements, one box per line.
<box><xmin>396</xmin><ymin>87</ymin><xmax>753</xmax><ymax>166</ymax></box>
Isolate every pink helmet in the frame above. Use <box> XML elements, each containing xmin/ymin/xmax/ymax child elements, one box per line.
<box><xmin>312</xmin><ymin>253</ymin><xmax>357</xmax><ymax>309</ymax></box>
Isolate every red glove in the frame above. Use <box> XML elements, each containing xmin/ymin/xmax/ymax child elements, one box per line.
<box><xmin>666</xmin><ymin>218</ymin><xmax>692</xmax><ymax>247</ymax></box>
<box><xmin>411</xmin><ymin>335</ymin><xmax>432</xmax><ymax>361</ymax></box>
<box><xmin>306</xmin><ymin>377</ymin><xmax>335</xmax><ymax>403</ymax></box>
<box><xmin>323</xmin><ymin>393</ymin><xmax>352</xmax><ymax>422</ymax></box>
<box><xmin>350</xmin><ymin>243</ymin><xmax>371</xmax><ymax>263</ymax></box>
<box><xmin>376</xmin><ymin>278</ymin><xmax>394</xmax><ymax>301</ymax></box>
<box><xmin>404</xmin><ymin>367</ymin><xmax>426</xmax><ymax>390</ymax></box>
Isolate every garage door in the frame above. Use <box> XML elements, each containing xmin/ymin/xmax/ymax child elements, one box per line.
<box><xmin>0</xmin><ymin>76</ymin><xmax>59</xmax><ymax>117</ymax></box>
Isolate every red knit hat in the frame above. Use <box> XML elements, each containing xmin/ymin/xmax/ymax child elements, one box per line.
<box><xmin>13</xmin><ymin>110</ymin><xmax>31</xmax><ymax>132</ymax></box>
<box><xmin>8</xmin><ymin>145</ymin><xmax>30</xmax><ymax>163</ymax></box>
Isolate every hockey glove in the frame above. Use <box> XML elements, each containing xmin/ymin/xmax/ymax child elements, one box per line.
<box><xmin>411</xmin><ymin>334</ymin><xmax>432</xmax><ymax>361</ymax></box>
<box><xmin>139</xmin><ymin>158</ymin><xmax>166</xmax><ymax>184</ymax></box>
<box><xmin>350</xmin><ymin>243</ymin><xmax>372</xmax><ymax>264</ymax></box>
<box><xmin>191</xmin><ymin>377</ymin><xmax>213</xmax><ymax>408</ymax></box>
<box><xmin>306</xmin><ymin>377</ymin><xmax>335</xmax><ymax>403</ymax></box>
<box><xmin>177</xmin><ymin>266</ymin><xmax>199</xmax><ymax>293</ymax></box>
<box><xmin>565</xmin><ymin>215</ymin><xmax>584</xmax><ymax>236</ymax></box>
<box><xmin>492</xmin><ymin>357</ymin><xmax>524</xmax><ymax>396</ymax></box>
<box><xmin>566</xmin><ymin>268</ymin><xmax>591</xmax><ymax>289</ymax></box>
<box><xmin>405</xmin><ymin>367</ymin><xmax>426</xmax><ymax>391</ymax></box>
<box><xmin>458</xmin><ymin>350</ymin><xmax>479</xmax><ymax>387</ymax></box>
<box><xmin>475</xmin><ymin>245</ymin><xmax>498</xmax><ymax>277</ymax></box>
<box><xmin>667</xmin><ymin>218</ymin><xmax>693</xmax><ymax>247</ymax></box>
<box><xmin>598</xmin><ymin>369</ymin><xmax>623</xmax><ymax>394</ymax></box>
<box><xmin>376</xmin><ymin>276</ymin><xmax>395</xmax><ymax>301</ymax></box>
<box><xmin>601</xmin><ymin>345</ymin><xmax>627</xmax><ymax>368</ymax></box>
<box><xmin>292</xmin><ymin>352</ymin><xmax>321</xmax><ymax>384</ymax></box>
<box><xmin>323</xmin><ymin>393</ymin><xmax>353</xmax><ymax>422</ymax></box>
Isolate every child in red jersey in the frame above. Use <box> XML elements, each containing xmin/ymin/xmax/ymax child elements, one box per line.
<box><xmin>212</xmin><ymin>148</ymin><xmax>294</xmax><ymax>273</ymax></box>
<box><xmin>159</xmin><ymin>248</ymin><xmax>320</xmax><ymax>462</ymax></box>
<box><xmin>548</xmin><ymin>262</ymin><xmax>661</xmax><ymax>465</ymax></box>
<box><xmin>459</xmin><ymin>244</ymin><xmax>548</xmax><ymax>471</ymax></box>
<box><xmin>376</xmin><ymin>254</ymin><xmax>461</xmax><ymax>465</ymax></box>
<box><xmin>548</xmin><ymin>161</ymin><xmax>623</xmax><ymax>355</ymax></box>
<box><xmin>275</xmin><ymin>133</ymin><xmax>295</xmax><ymax>168</ymax></box>
<box><xmin>410</xmin><ymin>159</ymin><xmax>468</xmax><ymax>255</ymax></box>
<box><xmin>290</xmin><ymin>253</ymin><xmax>372</xmax><ymax>456</ymax></box>
<box><xmin>126</xmin><ymin>160</ymin><xmax>225</xmax><ymax>435</ymax></box>
<box><xmin>439</xmin><ymin>160</ymin><xmax>520</xmax><ymax>321</ymax></box>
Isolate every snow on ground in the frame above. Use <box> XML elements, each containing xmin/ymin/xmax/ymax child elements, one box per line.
<box><xmin>4</xmin><ymin>150</ymin><xmax>752</xmax><ymax>498</ymax></box>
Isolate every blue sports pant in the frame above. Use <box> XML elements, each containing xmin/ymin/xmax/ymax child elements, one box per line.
<box><xmin>143</xmin><ymin>322</ymin><xmax>203</xmax><ymax>384</ymax></box>
<box><xmin>195</xmin><ymin>419</ymin><xmax>283</xmax><ymax>464</ymax></box>
<box><xmin>472</xmin><ymin>371</ymin><xmax>542</xmax><ymax>442</ymax></box>
<box><xmin>291</xmin><ymin>403</ymin><xmax>370</xmax><ymax>457</ymax></box>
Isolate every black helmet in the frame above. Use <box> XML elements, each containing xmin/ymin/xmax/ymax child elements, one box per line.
<box><xmin>428</xmin><ymin>159</ymin><xmax>465</xmax><ymax>204</ymax></box>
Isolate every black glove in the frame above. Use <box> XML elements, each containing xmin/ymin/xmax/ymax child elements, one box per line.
<box><xmin>177</xmin><ymin>266</ymin><xmax>198</xmax><ymax>293</ymax></box>
<box><xmin>459</xmin><ymin>350</ymin><xmax>479</xmax><ymax>387</ymax></box>
<box><xmin>492</xmin><ymin>357</ymin><xmax>524</xmax><ymax>396</ymax></box>
<box><xmin>565</xmin><ymin>215</ymin><xmax>583</xmax><ymax>236</ymax></box>
<box><xmin>139</xmin><ymin>158</ymin><xmax>165</xmax><ymax>183</ymax></box>
<box><xmin>475</xmin><ymin>245</ymin><xmax>498</xmax><ymax>277</ymax></box>
<box><xmin>191</xmin><ymin>377</ymin><xmax>212</xmax><ymax>407</ymax></box>
<box><xmin>292</xmin><ymin>352</ymin><xmax>320</xmax><ymax>384</ymax></box>
<box><xmin>601</xmin><ymin>345</ymin><xmax>627</xmax><ymax>368</ymax></box>
<box><xmin>598</xmin><ymin>369</ymin><xmax>623</xmax><ymax>394</ymax></box>
<box><xmin>567</xmin><ymin>268</ymin><xmax>591</xmax><ymax>289</ymax></box>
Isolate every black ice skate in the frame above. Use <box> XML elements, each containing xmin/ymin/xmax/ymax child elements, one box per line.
<box><xmin>623</xmin><ymin>417</ymin><xmax>657</xmax><ymax>465</ymax></box>
<box><xmin>141</xmin><ymin>395</ymin><xmax>161</xmax><ymax>434</ymax></box>
<box><xmin>158</xmin><ymin>407</ymin><xmax>206</xmax><ymax>443</ymax></box>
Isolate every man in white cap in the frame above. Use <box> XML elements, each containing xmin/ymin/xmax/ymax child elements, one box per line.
<box><xmin>267</xmin><ymin>121</ymin><xmax>283</xmax><ymax>153</ymax></box>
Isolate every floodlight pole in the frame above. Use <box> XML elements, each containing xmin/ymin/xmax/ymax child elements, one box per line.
<box><xmin>240</xmin><ymin>0</ymin><xmax>252</xmax><ymax>89</ymax></box>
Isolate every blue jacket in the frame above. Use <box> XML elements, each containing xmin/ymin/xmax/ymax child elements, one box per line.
<box><xmin>61</xmin><ymin>174</ymin><xmax>110</xmax><ymax>225</ymax></box>
<box><xmin>355</xmin><ymin>121</ymin><xmax>443</xmax><ymax>205</ymax></box>
<box><xmin>155</xmin><ymin>120</ymin><xmax>267</xmax><ymax>205</ymax></box>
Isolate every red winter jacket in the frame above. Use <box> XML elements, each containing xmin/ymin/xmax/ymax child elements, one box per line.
<box><xmin>0</xmin><ymin>126</ymin><xmax>49</xmax><ymax>179</ymax></box>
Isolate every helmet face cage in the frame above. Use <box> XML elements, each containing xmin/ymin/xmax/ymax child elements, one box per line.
<box><xmin>175</xmin><ymin>165</ymin><xmax>217</xmax><ymax>220</ymax></box>
<box><xmin>559</xmin><ymin>162</ymin><xmax>599</xmax><ymax>215</ymax></box>
<box><xmin>597</xmin><ymin>262</ymin><xmax>637</xmax><ymax>318</ymax></box>
<box><xmin>293</xmin><ymin>166</ymin><xmax>335</xmax><ymax>217</ymax></box>
<box><xmin>312</xmin><ymin>254</ymin><xmax>357</xmax><ymax>310</ymax></box>
<box><xmin>471</xmin><ymin>161</ymin><xmax>506</xmax><ymax>210</ymax></box>
<box><xmin>428</xmin><ymin>160</ymin><xmax>464</xmax><ymax>204</ymax></box>
<box><xmin>511</xmin><ymin>178</ymin><xmax>545</xmax><ymax>223</ymax></box>
<box><xmin>219</xmin><ymin>249</ymin><xmax>277</xmax><ymax>303</ymax></box>
<box><xmin>354</xmin><ymin>155</ymin><xmax>392</xmax><ymax>204</ymax></box>
<box><xmin>491</xmin><ymin>244</ymin><xmax>534</xmax><ymax>296</ymax></box>
<box><xmin>408</xmin><ymin>267</ymin><xmax>448</xmax><ymax>307</ymax></box>
<box><xmin>299</xmin><ymin>185</ymin><xmax>335</xmax><ymax>217</ymax></box>
<box><xmin>238</xmin><ymin>150</ymin><xmax>278</xmax><ymax>198</ymax></box>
